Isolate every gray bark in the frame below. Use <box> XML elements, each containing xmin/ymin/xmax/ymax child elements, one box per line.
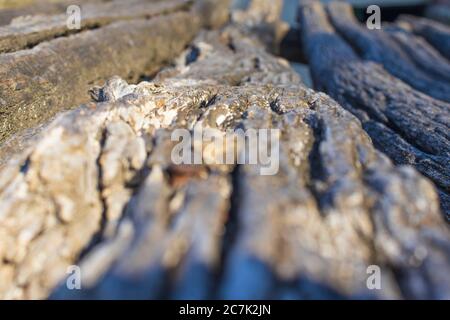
<box><xmin>0</xmin><ymin>1</ymin><xmax>448</xmax><ymax>300</ymax></box>
<box><xmin>326</xmin><ymin>2</ymin><xmax>450</xmax><ymax>103</ymax></box>
<box><xmin>0</xmin><ymin>0</ymin><xmax>192</xmax><ymax>53</ymax></box>
<box><xmin>384</xmin><ymin>25</ymin><xmax>450</xmax><ymax>83</ymax></box>
<box><xmin>0</xmin><ymin>0</ymin><xmax>106</xmax><ymax>26</ymax></box>
<box><xmin>299</xmin><ymin>1</ymin><xmax>450</xmax><ymax>219</ymax></box>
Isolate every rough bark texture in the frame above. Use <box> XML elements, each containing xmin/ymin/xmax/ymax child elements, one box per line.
<box><xmin>231</xmin><ymin>0</ymin><xmax>289</xmax><ymax>54</ymax></box>
<box><xmin>299</xmin><ymin>1</ymin><xmax>450</xmax><ymax>219</ymax></box>
<box><xmin>384</xmin><ymin>25</ymin><xmax>450</xmax><ymax>83</ymax></box>
<box><xmin>326</xmin><ymin>2</ymin><xmax>450</xmax><ymax>103</ymax></box>
<box><xmin>0</xmin><ymin>0</ymin><xmax>230</xmax><ymax>145</ymax></box>
<box><xmin>0</xmin><ymin>1</ymin><xmax>448</xmax><ymax>300</ymax></box>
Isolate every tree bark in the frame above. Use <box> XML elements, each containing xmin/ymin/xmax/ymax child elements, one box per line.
<box><xmin>0</xmin><ymin>0</ymin><xmax>105</xmax><ymax>26</ymax></box>
<box><xmin>0</xmin><ymin>0</ymin><xmax>230</xmax><ymax>144</ymax></box>
<box><xmin>384</xmin><ymin>25</ymin><xmax>450</xmax><ymax>83</ymax></box>
<box><xmin>0</xmin><ymin>0</ymin><xmax>448</xmax><ymax>300</ymax></box>
<box><xmin>0</xmin><ymin>0</ymin><xmax>192</xmax><ymax>53</ymax></box>
<box><xmin>299</xmin><ymin>1</ymin><xmax>450</xmax><ymax>219</ymax></box>
<box><xmin>326</xmin><ymin>2</ymin><xmax>450</xmax><ymax>103</ymax></box>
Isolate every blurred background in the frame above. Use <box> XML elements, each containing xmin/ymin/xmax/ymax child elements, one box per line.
<box><xmin>233</xmin><ymin>0</ymin><xmax>434</xmax><ymax>25</ymax></box>
<box><xmin>232</xmin><ymin>0</ymin><xmax>445</xmax><ymax>87</ymax></box>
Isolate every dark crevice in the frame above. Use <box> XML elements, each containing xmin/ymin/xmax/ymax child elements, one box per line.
<box><xmin>269</xmin><ymin>96</ymin><xmax>285</xmax><ymax>115</ymax></box>
<box><xmin>5</xmin><ymin>24</ymin><xmax>103</xmax><ymax>54</ymax></box>
<box><xmin>200</xmin><ymin>94</ymin><xmax>218</xmax><ymax>109</ymax></box>
<box><xmin>227</xmin><ymin>36</ymin><xmax>237</xmax><ymax>53</ymax></box>
<box><xmin>252</xmin><ymin>56</ymin><xmax>261</xmax><ymax>70</ymax></box>
<box><xmin>328</xmin><ymin>20</ymin><xmax>367</xmax><ymax>60</ymax></box>
<box><xmin>185</xmin><ymin>45</ymin><xmax>201</xmax><ymax>66</ymax></box>
<box><xmin>212</xmin><ymin>165</ymin><xmax>242</xmax><ymax>298</ymax></box>
<box><xmin>3</xmin><ymin>3</ymin><xmax>194</xmax><ymax>54</ymax></box>
<box><xmin>304</xmin><ymin>113</ymin><xmax>328</xmax><ymax>213</ymax></box>
<box><xmin>341</xmin><ymin>92</ymin><xmax>442</xmax><ymax>158</ymax></box>
<box><xmin>75</xmin><ymin>127</ymin><xmax>109</xmax><ymax>263</ymax></box>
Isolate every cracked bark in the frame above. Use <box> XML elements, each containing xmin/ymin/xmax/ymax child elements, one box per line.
<box><xmin>0</xmin><ymin>0</ymin><xmax>230</xmax><ymax>144</ymax></box>
<box><xmin>0</xmin><ymin>0</ymin><xmax>448</xmax><ymax>300</ymax></box>
<box><xmin>326</xmin><ymin>2</ymin><xmax>450</xmax><ymax>103</ymax></box>
<box><xmin>299</xmin><ymin>1</ymin><xmax>450</xmax><ymax>220</ymax></box>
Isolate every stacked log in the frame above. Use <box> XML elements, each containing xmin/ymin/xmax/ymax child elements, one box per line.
<box><xmin>0</xmin><ymin>0</ymin><xmax>230</xmax><ymax>145</ymax></box>
<box><xmin>398</xmin><ymin>14</ymin><xmax>450</xmax><ymax>60</ymax></box>
<box><xmin>0</xmin><ymin>0</ymin><xmax>447</xmax><ymax>300</ymax></box>
<box><xmin>299</xmin><ymin>0</ymin><xmax>450</xmax><ymax>219</ymax></box>
<box><xmin>326</xmin><ymin>2</ymin><xmax>450</xmax><ymax>103</ymax></box>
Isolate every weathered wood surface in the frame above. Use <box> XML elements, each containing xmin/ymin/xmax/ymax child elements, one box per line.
<box><xmin>0</xmin><ymin>0</ymin><xmax>192</xmax><ymax>53</ymax></box>
<box><xmin>384</xmin><ymin>25</ymin><xmax>450</xmax><ymax>83</ymax></box>
<box><xmin>0</xmin><ymin>0</ymin><xmax>448</xmax><ymax>300</ymax></box>
<box><xmin>398</xmin><ymin>14</ymin><xmax>450</xmax><ymax>60</ymax></box>
<box><xmin>231</xmin><ymin>0</ymin><xmax>289</xmax><ymax>53</ymax></box>
<box><xmin>0</xmin><ymin>1</ymin><xmax>98</xmax><ymax>25</ymax></box>
<box><xmin>0</xmin><ymin>0</ymin><xmax>230</xmax><ymax>145</ymax></box>
<box><xmin>326</xmin><ymin>2</ymin><xmax>450</xmax><ymax>103</ymax></box>
<box><xmin>299</xmin><ymin>1</ymin><xmax>450</xmax><ymax>219</ymax></box>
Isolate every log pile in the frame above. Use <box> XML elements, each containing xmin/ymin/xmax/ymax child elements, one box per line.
<box><xmin>0</xmin><ymin>0</ymin><xmax>229</xmax><ymax>145</ymax></box>
<box><xmin>0</xmin><ymin>0</ymin><xmax>105</xmax><ymax>26</ymax></box>
<box><xmin>299</xmin><ymin>0</ymin><xmax>450</xmax><ymax>219</ymax></box>
<box><xmin>0</xmin><ymin>0</ymin><xmax>448</xmax><ymax>300</ymax></box>
<box><xmin>326</xmin><ymin>2</ymin><xmax>450</xmax><ymax>103</ymax></box>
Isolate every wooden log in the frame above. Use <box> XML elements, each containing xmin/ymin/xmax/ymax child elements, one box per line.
<box><xmin>0</xmin><ymin>0</ymin><xmax>193</xmax><ymax>53</ymax></box>
<box><xmin>299</xmin><ymin>1</ymin><xmax>450</xmax><ymax>219</ymax></box>
<box><xmin>0</xmin><ymin>0</ymin><xmax>448</xmax><ymax>300</ymax></box>
<box><xmin>326</xmin><ymin>1</ymin><xmax>450</xmax><ymax>103</ymax></box>
<box><xmin>0</xmin><ymin>0</ymin><xmax>105</xmax><ymax>26</ymax></box>
<box><xmin>0</xmin><ymin>0</ymin><xmax>230</xmax><ymax>145</ymax></box>
<box><xmin>398</xmin><ymin>14</ymin><xmax>450</xmax><ymax>61</ymax></box>
<box><xmin>424</xmin><ymin>3</ymin><xmax>450</xmax><ymax>26</ymax></box>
